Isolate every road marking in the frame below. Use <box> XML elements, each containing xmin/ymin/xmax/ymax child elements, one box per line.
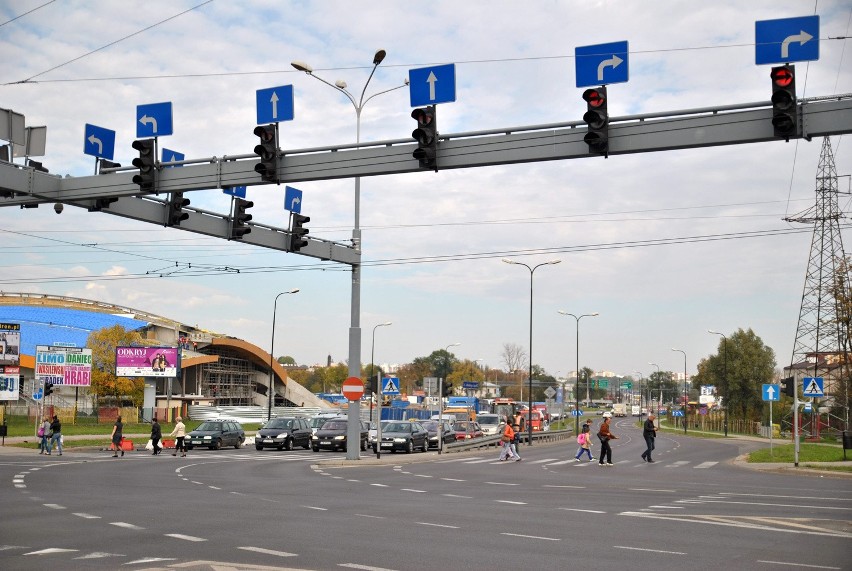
<box><xmin>370</xmin><ymin>483</ymin><xmax>389</xmax><ymax>487</ymax></box>
<box><xmin>24</xmin><ymin>548</ymin><xmax>79</xmax><ymax>555</ymax></box>
<box><xmin>496</xmin><ymin>500</ymin><xmax>527</xmax><ymax>505</ymax></box>
<box><xmin>73</xmin><ymin>552</ymin><xmax>123</xmax><ymax>559</ymax></box>
<box><xmin>401</xmin><ymin>488</ymin><xmax>427</xmax><ymax>493</ymax></box>
<box><xmin>665</xmin><ymin>461</ymin><xmax>690</xmax><ymax>468</ymax></box>
<box><xmin>485</xmin><ymin>482</ymin><xmax>519</xmax><ymax>486</ymax></box>
<box><xmin>620</xmin><ymin>512</ymin><xmax>852</xmax><ymax>538</ymax></box>
<box><xmin>614</xmin><ymin>545</ymin><xmax>686</xmax><ymax>555</ymax></box>
<box><xmin>303</xmin><ymin>505</ymin><xmax>328</xmax><ymax>511</ymax></box>
<box><xmin>441</xmin><ymin>477</ymin><xmax>466</xmax><ymax>482</ymax></box>
<box><xmin>415</xmin><ymin>474</ymin><xmax>433</xmax><ymax>478</ymax></box>
<box><xmin>559</xmin><ymin>508</ymin><xmax>605</xmax><ymax>514</ymax></box>
<box><xmin>43</xmin><ymin>503</ymin><xmax>65</xmax><ymax>510</ymax></box>
<box><xmin>546</xmin><ymin>460</ymin><xmax>574</xmax><ymax>466</ymax></box>
<box><xmin>124</xmin><ymin>557</ymin><xmax>177</xmax><ymax>564</ymax></box>
<box><xmin>13</xmin><ymin>478</ymin><xmax>24</xmax><ymax>483</ymax></box>
<box><xmin>629</xmin><ymin>488</ymin><xmax>676</xmax><ymax>493</ymax></box>
<box><xmin>110</xmin><ymin>522</ymin><xmax>145</xmax><ymax>530</ymax></box>
<box><xmin>544</xmin><ymin>485</ymin><xmax>586</xmax><ymax>489</ymax></box>
<box><xmin>694</xmin><ymin>461</ymin><xmax>717</xmax><ymax>469</ymax></box>
<box><xmin>416</xmin><ymin>521</ymin><xmax>460</xmax><ymax>528</ymax></box>
<box><xmin>680</xmin><ymin>499</ymin><xmax>851</xmax><ymax>511</ymax></box>
<box><xmin>14</xmin><ymin>484</ymin><xmax>26</xmax><ymax>488</ymax></box>
<box><xmin>436</xmin><ymin>457</ymin><xmax>471</xmax><ymax>463</ymax></box>
<box><xmin>191</xmin><ymin>480</ymin><xmax>204</xmax><ymax>485</ymax></box>
<box><xmin>756</xmin><ymin>561</ymin><xmax>840</xmax><ymax>569</ymax></box>
<box><xmin>464</xmin><ymin>458</ymin><xmax>498</xmax><ymax>464</ymax></box>
<box><xmin>347</xmin><ymin>479</ymin><xmax>361</xmax><ymax>482</ymax></box>
<box><xmin>443</xmin><ymin>493</ymin><xmax>472</xmax><ymax>498</ymax></box>
<box><xmin>528</xmin><ymin>458</ymin><xmax>560</xmax><ymax>464</ymax></box>
<box><xmin>237</xmin><ymin>546</ymin><xmax>298</xmax><ymax>557</ymax></box>
<box><xmin>648</xmin><ymin>505</ymin><xmax>684</xmax><ymax>509</ymax></box>
<box><xmin>165</xmin><ymin>533</ymin><xmax>207</xmax><ymax>542</ymax></box>
<box><xmin>72</xmin><ymin>512</ymin><xmax>101</xmax><ymax>519</ymax></box>
<box><xmin>355</xmin><ymin>514</ymin><xmax>385</xmax><ymax>519</ymax></box>
<box><xmin>501</xmin><ymin>532</ymin><xmax>560</xmax><ymax>541</ymax></box>
<box><xmin>339</xmin><ymin>563</ymin><xmax>400</xmax><ymax>571</ymax></box>
<box><xmin>722</xmin><ymin>493</ymin><xmax>852</xmax><ymax>502</ymax></box>
<box><xmin>0</xmin><ymin>546</ymin><xmax>26</xmax><ymax>551</ymax></box>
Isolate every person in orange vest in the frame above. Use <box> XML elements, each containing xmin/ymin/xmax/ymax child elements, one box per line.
<box><xmin>498</xmin><ymin>416</ymin><xmax>516</xmax><ymax>461</ymax></box>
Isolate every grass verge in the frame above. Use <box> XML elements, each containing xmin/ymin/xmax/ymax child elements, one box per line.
<box><xmin>748</xmin><ymin>442</ymin><xmax>847</xmax><ymax>463</ymax></box>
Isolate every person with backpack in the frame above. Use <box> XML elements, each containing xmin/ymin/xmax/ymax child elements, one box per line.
<box><xmin>511</xmin><ymin>412</ymin><xmax>524</xmax><ymax>461</ymax></box>
<box><xmin>48</xmin><ymin>415</ymin><xmax>63</xmax><ymax>456</ymax></box>
<box><xmin>574</xmin><ymin>421</ymin><xmax>595</xmax><ymax>461</ymax></box>
<box><xmin>597</xmin><ymin>414</ymin><xmax>618</xmax><ymax>466</ymax></box>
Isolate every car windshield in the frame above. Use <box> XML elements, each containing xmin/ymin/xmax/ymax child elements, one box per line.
<box><xmin>311</xmin><ymin>417</ymin><xmax>330</xmax><ymax>428</ymax></box>
<box><xmin>385</xmin><ymin>423</ymin><xmax>410</xmax><ymax>432</ymax></box>
<box><xmin>421</xmin><ymin>421</ymin><xmax>437</xmax><ymax>430</ymax></box>
<box><xmin>322</xmin><ymin>421</ymin><xmax>346</xmax><ymax>430</ymax></box>
<box><xmin>455</xmin><ymin>422</ymin><xmax>471</xmax><ymax>431</ymax></box>
<box><xmin>478</xmin><ymin>416</ymin><xmax>499</xmax><ymax>425</ymax></box>
<box><xmin>265</xmin><ymin>419</ymin><xmax>292</xmax><ymax>429</ymax></box>
<box><xmin>196</xmin><ymin>422</ymin><xmax>223</xmax><ymax>431</ymax></box>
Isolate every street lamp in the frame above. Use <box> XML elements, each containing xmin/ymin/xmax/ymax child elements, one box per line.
<box><xmin>558</xmin><ymin>311</ymin><xmax>599</xmax><ymax>435</ymax></box>
<box><xmin>292</xmin><ymin>51</ymin><xmax>408</xmax><ymax>461</ymax></box>
<box><xmin>267</xmin><ymin>289</ymin><xmax>300</xmax><ymax>421</ymax></box>
<box><xmin>672</xmin><ymin>348</ymin><xmax>688</xmax><ymax>434</ymax></box>
<box><xmin>369</xmin><ymin>322</ymin><xmax>393</xmax><ymax>423</ymax></box>
<box><xmin>708</xmin><ymin>330</ymin><xmax>729</xmax><ymax>437</ymax></box>
<box><xmin>443</xmin><ymin>342</ymin><xmax>461</xmax><ymax>397</ymax></box>
<box><xmin>634</xmin><ymin>370</ymin><xmax>642</xmax><ymax>418</ymax></box>
<box><xmin>649</xmin><ymin>362</ymin><xmax>660</xmax><ymax>426</ymax></box>
<box><xmin>371</xmin><ymin>321</ymin><xmax>392</xmax><ymax>457</ymax></box>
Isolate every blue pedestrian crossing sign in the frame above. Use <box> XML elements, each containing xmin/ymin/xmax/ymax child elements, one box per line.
<box><xmin>762</xmin><ymin>384</ymin><xmax>780</xmax><ymax>401</ymax></box>
<box><xmin>382</xmin><ymin>377</ymin><xmax>400</xmax><ymax>395</ymax></box>
<box><xmin>755</xmin><ymin>16</ymin><xmax>819</xmax><ymax>65</ymax></box>
<box><xmin>802</xmin><ymin>377</ymin><xmax>824</xmax><ymax>397</ymax></box>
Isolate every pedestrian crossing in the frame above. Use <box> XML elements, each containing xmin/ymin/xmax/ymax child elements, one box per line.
<box><xmin>441</xmin><ymin>456</ymin><xmax>719</xmax><ymax>469</ymax></box>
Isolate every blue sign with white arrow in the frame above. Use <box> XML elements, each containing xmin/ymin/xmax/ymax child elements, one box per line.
<box><xmin>83</xmin><ymin>124</ymin><xmax>116</xmax><ymax>160</ymax></box>
<box><xmin>161</xmin><ymin>148</ymin><xmax>184</xmax><ymax>168</ymax></box>
<box><xmin>671</xmin><ymin>410</ymin><xmax>684</xmax><ymax>417</ymax></box>
<box><xmin>802</xmin><ymin>376</ymin><xmax>824</xmax><ymax>397</ymax></box>
<box><xmin>762</xmin><ymin>384</ymin><xmax>780</xmax><ymax>402</ymax></box>
<box><xmin>136</xmin><ymin>102</ymin><xmax>173</xmax><ymax>138</ymax></box>
<box><xmin>409</xmin><ymin>63</ymin><xmax>456</xmax><ymax>107</ymax></box>
<box><xmin>256</xmin><ymin>85</ymin><xmax>294</xmax><ymax>124</ymax></box>
<box><xmin>571</xmin><ymin>409</ymin><xmax>584</xmax><ymax>417</ymax></box>
<box><xmin>223</xmin><ymin>186</ymin><xmax>247</xmax><ymax>199</ymax></box>
<box><xmin>755</xmin><ymin>15</ymin><xmax>819</xmax><ymax>65</ymax></box>
<box><xmin>382</xmin><ymin>377</ymin><xmax>400</xmax><ymax>395</ymax></box>
<box><xmin>575</xmin><ymin>41</ymin><xmax>629</xmax><ymax>88</ymax></box>
<box><xmin>284</xmin><ymin>186</ymin><xmax>303</xmax><ymax>214</ymax></box>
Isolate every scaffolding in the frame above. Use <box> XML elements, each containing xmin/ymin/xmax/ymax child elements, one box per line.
<box><xmin>197</xmin><ymin>347</ymin><xmax>261</xmax><ymax>406</ymax></box>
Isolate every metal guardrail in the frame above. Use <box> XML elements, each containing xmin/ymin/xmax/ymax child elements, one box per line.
<box><xmin>442</xmin><ymin>428</ymin><xmax>574</xmax><ymax>453</ymax></box>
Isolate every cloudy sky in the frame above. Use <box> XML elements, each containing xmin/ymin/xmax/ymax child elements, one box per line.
<box><xmin>1</xmin><ymin>0</ymin><xmax>850</xmax><ymax>382</ymax></box>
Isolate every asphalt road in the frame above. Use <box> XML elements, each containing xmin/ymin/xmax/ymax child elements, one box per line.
<box><xmin>1</xmin><ymin>418</ymin><xmax>849</xmax><ymax>571</ymax></box>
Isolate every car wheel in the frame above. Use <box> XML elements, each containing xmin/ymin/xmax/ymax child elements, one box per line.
<box><xmin>213</xmin><ymin>438</ymin><xmax>222</xmax><ymax>450</ymax></box>
<box><xmin>302</xmin><ymin>439</ymin><xmax>311</xmax><ymax>450</ymax></box>
<box><xmin>360</xmin><ymin>439</ymin><xmax>367</xmax><ymax>451</ymax></box>
<box><xmin>255</xmin><ymin>445</ymin><xmax>263</xmax><ymax>451</ymax></box>
<box><xmin>186</xmin><ymin>445</ymin><xmax>194</xmax><ymax>450</ymax></box>
<box><xmin>312</xmin><ymin>446</ymin><xmax>319</xmax><ymax>452</ymax></box>
<box><xmin>234</xmin><ymin>438</ymin><xmax>242</xmax><ymax>449</ymax></box>
<box><xmin>421</xmin><ymin>439</ymin><xmax>428</xmax><ymax>452</ymax></box>
<box><xmin>284</xmin><ymin>438</ymin><xmax>293</xmax><ymax>451</ymax></box>
<box><xmin>406</xmin><ymin>440</ymin><xmax>414</xmax><ymax>454</ymax></box>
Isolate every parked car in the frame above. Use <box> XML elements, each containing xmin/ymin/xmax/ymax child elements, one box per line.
<box><xmin>421</xmin><ymin>420</ymin><xmax>456</xmax><ymax>448</ymax></box>
<box><xmin>186</xmin><ymin>420</ymin><xmax>245</xmax><ymax>450</ymax></box>
<box><xmin>368</xmin><ymin>420</ymin><xmax>391</xmax><ymax>446</ymax></box>
<box><xmin>452</xmin><ymin>421</ymin><xmax>484</xmax><ymax>441</ymax></box>
<box><xmin>309</xmin><ymin>414</ymin><xmax>336</xmax><ymax>436</ymax></box>
<box><xmin>312</xmin><ymin>418</ymin><xmax>368</xmax><ymax>452</ymax></box>
<box><xmin>374</xmin><ymin>421</ymin><xmax>429</xmax><ymax>453</ymax></box>
<box><xmin>476</xmin><ymin>413</ymin><xmax>504</xmax><ymax>436</ymax></box>
<box><xmin>255</xmin><ymin>416</ymin><xmax>312</xmax><ymax>451</ymax></box>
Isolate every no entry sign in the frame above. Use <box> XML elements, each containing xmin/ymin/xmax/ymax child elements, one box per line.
<box><xmin>342</xmin><ymin>376</ymin><xmax>364</xmax><ymax>401</ymax></box>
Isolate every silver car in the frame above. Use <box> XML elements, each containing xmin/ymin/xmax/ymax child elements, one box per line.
<box><xmin>477</xmin><ymin>413</ymin><xmax>505</xmax><ymax>436</ymax></box>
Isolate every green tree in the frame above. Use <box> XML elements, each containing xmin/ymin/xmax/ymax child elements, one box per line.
<box><xmin>447</xmin><ymin>359</ymin><xmax>485</xmax><ymax>390</ymax></box>
<box><xmin>86</xmin><ymin>325</ymin><xmax>146</xmax><ymax>406</ymax></box>
<box><xmin>277</xmin><ymin>355</ymin><xmax>296</xmax><ymax>365</ymax></box>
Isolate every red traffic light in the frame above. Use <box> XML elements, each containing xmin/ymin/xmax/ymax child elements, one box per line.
<box><xmin>771</xmin><ymin>66</ymin><xmax>794</xmax><ymax>88</ymax></box>
<box><xmin>582</xmin><ymin>88</ymin><xmax>606</xmax><ymax>108</ymax></box>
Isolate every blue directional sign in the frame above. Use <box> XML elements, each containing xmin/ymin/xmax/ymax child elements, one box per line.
<box><xmin>83</xmin><ymin>124</ymin><xmax>116</xmax><ymax>160</ymax></box>
<box><xmin>575</xmin><ymin>41</ymin><xmax>629</xmax><ymax>88</ymax></box>
<box><xmin>222</xmin><ymin>186</ymin><xmax>247</xmax><ymax>199</ymax></box>
<box><xmin>803</xmin><ymin>402</ymin><xmax>813</xmax><ymax>413</ymax></box>
<box><xmin>33</xmin><ymin>389</ymin><xmax>42</xmax><ymax>401</ymax></box>
<box><xmin>762</xmin><ymin>384</ymin><xmax>780</xmax><ymax>402</ymax></box>
<box><xmin>382</xmin><ymin>377</ymin><xmax>400</xmax><ymax>395</ymax></box>
<box><xmin>284</xmin><ymin>186</ymin><xmax>303</xmax><ymax>213</ymax></box>
<box><xmin>161</xmin><ymin>148</ymin><xmax>184</xmax><ymax>168</ymax></box>
<box><xmin>409</xmin><ymin>63</ymin><xmax>456</xmax><ymax>107</ymax></box>
<box><xmin>462</xmin><ymin>381</ymin><xmax>479</xmax><ymax>390</ymax></box>
<box><xmin>756</xmin><ymin>16</ymin><xmax>819</xmax><ymax>65</ymax></box>
<box><xmin>802</xmin><ymin>376</ymin><xmax>824</xmax><ymax>397</ymax></box>
<box><xmin>256</xmin><ymin>85</ymin><xmax>294</xmax><ymax>124</ymax></box>
<box><xmin>671</xmin><ymin>410</ymin><xmax>685</xmax><ymax>417</ymax></box>
<box><xmin>136</xmin><ymin>102</ymin><xmax>173</xmax><ymax>138</ymax></box>
<box><xmin>571</xmin><ymin>409</ymin><xmax>584</xmax><ymax>417</ymax></box>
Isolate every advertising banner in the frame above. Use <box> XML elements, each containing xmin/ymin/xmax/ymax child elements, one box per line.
<box><xmin>0</xmin><ymin>365</ymin><xmax>19</xmax><ymax>401</ymax></box>
<box><xmin>115</xmin><ymin>346</ymin><xmax>178</xmax><ymax>378</ymax></box>
<box><xmin>0</xmin><ymin>322</ymin><xmax>21</xmax><ymax>367</ymax></box>
<box><xmin>35</xmin><ymin>345</ymin><xmax>93</xmax><ymax>386</ymax></box>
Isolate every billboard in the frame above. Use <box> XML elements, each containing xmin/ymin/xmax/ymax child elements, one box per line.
<box><xmin>0</xmin><ymin>323</ymin><xmax>21</xmax><ymax>400</ymax></box>
<box><xmin>0</xmin><ymin>366</ymin><xmax>19</xmax><ymax>401</ymax></box>
<box><xmin>115</xmin><ymin>346</ymin><xmax>179</xmax><ymax>378</ymax></box>
<box><xmin>35</xmin><ymin>345</ymin><xmax>93</xmax><ymax>386</ymax></box>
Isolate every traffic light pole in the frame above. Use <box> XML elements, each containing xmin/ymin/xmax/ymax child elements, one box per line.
<box><xmin>793</xmin><ymin>382</ymin><xmax>800</xmax><ymax>467</ymax></box>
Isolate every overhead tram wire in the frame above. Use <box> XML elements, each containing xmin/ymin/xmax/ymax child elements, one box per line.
<box><xmin>0</xmin><ymin>0</ymin><xmax>56</xmax><ymax>28</ymax></box>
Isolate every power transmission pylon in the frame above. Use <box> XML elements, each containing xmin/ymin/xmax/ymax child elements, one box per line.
<box><xmin>785</xmin><ymin>137</ymin><xmax>851</xmax><ymax>461</ymax></box>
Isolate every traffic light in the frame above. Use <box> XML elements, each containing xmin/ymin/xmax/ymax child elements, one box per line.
<box><xmin>411</xmin><ymin>106</ymin><xmax>437</xmax><ymax>171</ymax></box>
<box><xmin>781</xmin><ymin>376</ymin><xmax>795</xmax><ymax>398</ymax></box>
<box><xmin>289</xmin><ymin>213</ymin><xmax>310</xmax><ymax>252</ymax></box>
<box><xmin>88</xmin><ymin>197</ymin><xmax>118</xmax><ymax>212</ymax></box>
<box><xmin>253</xmin><ymin>124</ymin><xmax>278</xmax><ymax>183</ymax></box>
<box><xmin>44</xmin><ymin>382</ymin><xmax>54</xmax><ymax>397</ymax></box>
<box><xmin>770</xmin><ymin>65</ymin><xmax>797</xmax><ymax>140</ymax></box>
<box><xmin>27</xmin><ymin>159</ymin><xmax>49</xmax><ymax>173</ymax></box>
<box><xmin>167</xmin><ymin>191</ymin><xmax>190</xmax><ymax>226</ymax></box>
<box><xmin>98</xmin><ymin>159</ymin><xmax>121</xmax><ymax>174</ymax></box>
<box><xmin>131</xmin><ymin>139</ymin><xmax>156</xmax><ymax>191</ymax></box>
<box><xmin>230</xmin><ymin>198</ymin><xmax>253</xmax><ymax>240</ymax></box>
<box><xmin>582</xmin><ymin>86</ymin><xmax>609</xmax><ymax>155</ymax></box>
<box><xmin>442</xmin><ymin>381</ymin><xmax>453</xmax><ymax>397</ymax></box>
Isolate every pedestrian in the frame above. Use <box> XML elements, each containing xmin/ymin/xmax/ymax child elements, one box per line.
<box><xmin>510</xmin><ymin>414</ymin><xmax>522</xmax><ymax>462</ymax></box>
<box><xmin>48</xmin><ymin>414</ymin><xmax>62</xmax><ymax>456</ymax></box>
<box><xmin>574</xmin><ymin>421</ymin><xmax>595</xmax><ymax>462</ymax></box>
<box><xmin>150</xmin><ymin>417</ymin><xmax>162</xmax><ymax>456</ymax></box>
<box><xmin>597</xmin><ymin>414</ymin><xmax>618</xmax><ymax>466</ymax></box>
<box><xmin>38</xmin><ymin>416</ymin><xmax>51</xmax><ymax>454</ymax></box>
<box><xmin>168</xmin><ymin>416</ymin><xmax>187</xmax><ymax>457</ymax></box>
<box><xmin>498</xmin><ymin>416</ymin><xmax>515</xmax><ymax>461</ymax></box>
<box><xmin>111</xmin><ymin>415</ymin><xmax>124</xmax><ymax>457</ymax></box>
<box><xmin>641</xmin><ymin>413</ymin><xmax>657</xmax><ymax>463</ymax></box>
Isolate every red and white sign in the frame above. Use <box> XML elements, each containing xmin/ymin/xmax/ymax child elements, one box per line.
<box><xmin>342</xmin><ymin>376</ymin><xmax>365</xmax><ymax>401</ymax></box>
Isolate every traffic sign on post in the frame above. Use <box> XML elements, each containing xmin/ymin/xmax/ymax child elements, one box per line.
<box><xmin>256</xmin><ymin>85</ymin><xmax>294</xmax><ymax>124</ymax></box>
<box><xmin>802</xmin><ymin>377</ymin><xmax>824</xmax><ymax>397</ymax></box>
<box><xmin>284</xmin><ymin>186</ymin><xmax>303</xmax><ymax>213</ymax></box>
<box><xmin>223</xmin><ymin>186</ymin><xmax>247</xmax><ymax>198</ymax></box>
<box><xmin>83</xmin><ymin>124</ymin><xmax>116</xmax><ymax>160</ymax></box>
<box><xmin>409</xmin><ymin>64</ymin><xmax>456</xmax><ymax>107</ymax></box>
<box><xmin>575</xmin><ymin>41</ymin><xmax>629</xmax><ymax>88</ymax></box>
<box><xmin>462</xmin><ymin>381</ymin><xmax>479</xmax><ymax>390</ymax></box>
<box><xmin>762</xmin><ymin>383</ymin><xmax>780</xmax><ymax>401</ymax></box>
<box><xmin>571</xmin><ymin>409</ymin><xmax>584</xmax><ymax>416</ymax></box>
<box><xmin>755</xmin><ymin>16</ymin><xmax>819</xmax><ymax>65</ymax></box>
<box><xmin>162</xmin><ymin>148</ymin><xmax>184</xmax><ymax>168</ymax></box>
<box><xmin>136</xmin><ymin>102</ymin><xmax>173</xmax><ymax>138</ymax></box>
<box><xmin>382</xmin><ymin>377</ymin><xmax>400</xmax><ymax>395</ymax></box>
<box><xmin>342</xmin><ymin>376</ymin><xmax>365</xmax><ymax>401</ymax></box>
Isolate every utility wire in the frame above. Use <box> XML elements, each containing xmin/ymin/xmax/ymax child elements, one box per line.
<box><xmin>0</xmin><ymin>0</ymin><xmax>55</xmax><ymax>28</ymax></box>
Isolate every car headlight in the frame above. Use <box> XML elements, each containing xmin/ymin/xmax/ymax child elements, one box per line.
<box><xmin>464</xmin><ymin>434</ymin><xmax>472</xmax><ymax>439</ymax></box>
<box><xmin>203</xmin><ymin>435</ymin><xmax>211</xmax><ymax>440</ymax></box>
<box><xmin>311</xmin><ymin>435</ymin><xmax>318</xmax><ymax>440</ymax></box>
<box><xmin>333</xmin><ymin>435</ymin><xmax>345</xmax><ymax>440</ymax></box>
<box><xmin>393</xmin><ymin>438</ymin><xmax>406</xmax><ymax>443</ymax></box>
<box><xmin>276</xmin><ymin>433</ymin><xmax>289</xmax><ymax>438</ymax></box>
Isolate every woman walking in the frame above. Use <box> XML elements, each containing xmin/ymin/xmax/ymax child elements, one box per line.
<box><xmin>574</xmin><ymin>422</ymin><xmax>595</xmax><ymax>462</ymax></box>
<box><xmin>111</xmin><ymin>415</ymin><xmax>124</xmax><ymax>457</ymax></box>
<box><xmin>150</xmin><ymin>417</ymin><xmax>162</xmax><ymax>456</ymax></box>
<box><xmin>597</xmin><ymin>414</ymin><xmax>618</xmax><ymax>466</ymax></box>
<box><xmin>38</xmin><ymin>416</ymin><xmax>51</xmax><ymax>454</ymax></box>
<box><xmin>168</xmin><ymin>416</ymin><xmax>187</xmax><ymax>457</ymax></box>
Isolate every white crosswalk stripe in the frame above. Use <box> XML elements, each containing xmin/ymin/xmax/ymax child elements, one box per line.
<box><xmin>694</xmin><ymin>461</ymin><xmax>718</xmax><ymax>469</ymax></box>
<box><xmin>546</xmin><ymin>460</ymin><xmax>575</xmax><ymax>466</ymax></box>
<box><xmin>527</xmin><ymin>458</ymin><xmax>560</xmax><ymax>464</ymax></box>
<box><xmin>664</xmin><ymin>461</ymin><xmax>690</xmax><ymax>468</ymax></box>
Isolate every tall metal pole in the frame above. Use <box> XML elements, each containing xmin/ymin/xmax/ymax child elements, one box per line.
<box><xmin>558</xmin><ymin>311</ymin><xmax>599</xmax><ymax>434</ymax></box>
<box><xmin>672</xmin><ymin>348</ymin><xmax>687</xmax><ymax>434</ymax></box>
<box><xmin>649</xmin><ymin>362</ymin><xmax>660</xmax><ymax>428</ymax></box>
<box><xmin>268</xmin><ymin>289</ymin><xmax>299</xmax><ymax>421</ymax></box>
<box><xmin>709</xmin><ymin>330</ymin><xmax>729</xmax><ymax>437</ymax></box>
<box><xmin>371</xmin><ymin>322</ymin><xmax>392</xmax><ymax>458</ymax></box>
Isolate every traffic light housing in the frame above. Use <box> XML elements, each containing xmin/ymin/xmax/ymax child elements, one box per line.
<box><xmin>131</xmin><ymin>139</ymin><xmax>156</xmax><ymax>191</ymax></box>
<box><xmin>88</xmin><ymin>197</ymin><xmax>118</xmax><ymax>212</ymax></box>
<box><xmin>289</xmin><ymin>213</ymin><xmax>310</xmax><ymax>252</ymax></box>
<box><xmin>770</xmin><ymin>65</ymin><xmax>797</xmax><ymax>140</ymax></box>
<box><xmin>253</xmin><ymin>124</ymin><xmax>278</xmax><ymax>183</ymax></box>
<box><xmin>781</xmin><ymin>376</ymin><xmax>795</xmax><ymax>397</ymax></box>
<box><xmin>167</xmin><ymin>191</ymin><xmax>190</xmax><ymax>226</ymax></box>
<box><xmin>231</xmin><ymin>198</ymin><xmax>253</xmax><ymax>240</ymax></box>
<box><xmin>411</xmin><ymin>106</ymin><xmax>437</xmax><ymax>171</ymax></box>
<box><xmin>44</xmin><ymin>382</ymin><xmax>54</xmax><ymax>397</ymax></box>
<box><xmin>582</xmin><ymin>86</ymin><xmax>609</xmax><ymax>155</ymax></box>
<box><xmin>442</xmin><ymin>381</ymin><xmax>453</xmax><ymax>397</ymax></box>
<box><xmin>98</xmin><ymin>159</ymin><xmax>121</xmax><ymax>174</ymax></box>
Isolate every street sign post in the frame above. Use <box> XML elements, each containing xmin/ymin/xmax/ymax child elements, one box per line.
<box><xmin>256</xmin><ymin>85</ymin><xmax>294</xmax><ymax>124</ymax></box>
<box><xmin>571</xmin><ymin>409</ymin><xmax>584</xmax><ymax>417</ymax></box>
<box><xmin>575</xmin><ymin>41</ymin><xmax>629</xmax><ymax>88</ymax></box>
<box><xmin>83</xmin><ymin>124</ymin><xmax>116</xmax><ymax>160</ymax></box>
<box><xmin>409</xmin><ymin>63</ymin><xmax>456</xmax><ymax>107</ymax></box>
<box><xmin>136</xmin><ymin>102</ymin><xmax>173</xmax><ymax>138</ymax></box>
<box><xmin>222</xmin><ymin>186</ymin><xmax>247</xmax><ymax>198</ymax></box>
<box><xmin>284</xmin><ymin>186</ymin><xmax>303</xmax><ymax>213</ymax></box>
<box><xmin>755</xmin><ymin>15</ymin><xmax>819</xmax><ymax>65</ymax></box>
<box><xmin>342</xmin><ymin>376</ymin><xmax>364</xmax><ymax>401</ymax></box>
<box><xmin>802</xmin><ymin>377</ymin><xmax>824</xmax><ymax>397</ymax></box>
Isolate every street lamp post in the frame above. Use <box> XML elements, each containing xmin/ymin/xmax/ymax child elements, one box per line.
<box><xmin>292</xmin><ymin>51</ymin><xmax>408</xmax><ymax>462</ymax></box>
<box><xmin>371</xmin><ymin>322</ymin><xmax>392</xmax><ymax>458</ymax></box>
<box><xmin>557</xmin><ymin>310</ymin><xmax>599</xmax><ymax>435</ymax></box>
<box><xmin>369</xmin><ymin>322</ymin><xmax>392</xmax><ymax>423</ymax></box>
<box><xmin>649</xmin><ymin>362</ymin><xmax>660</xmax><ymax>427</ymax></box>
<box><xmin>267</xmin><ymin>289</ymin><xmax>300</xmax><ymax>421</ymax></box>
<box><xmin>503</xmin><ymin>258</ymin><xmax>561</xmax><ymax>445</ymax></box>
<box><xmin>442</xmin><ymin>342</ymin><xmax>461</xmax><ymax>397</ymax></box>
<box><xmin>708</xmin><ymin>330</ymin><xmax>729</xmax><ymax>437</ymax></box>
<box><xmin>634</xmin><ymin>371</ymin><xmax>642</xmax><ymax>418</ymax></box>
<box><xmin>672</xmin><ymin>348</ymin><xmax>688</xmax><ymax>434</ymax></box>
